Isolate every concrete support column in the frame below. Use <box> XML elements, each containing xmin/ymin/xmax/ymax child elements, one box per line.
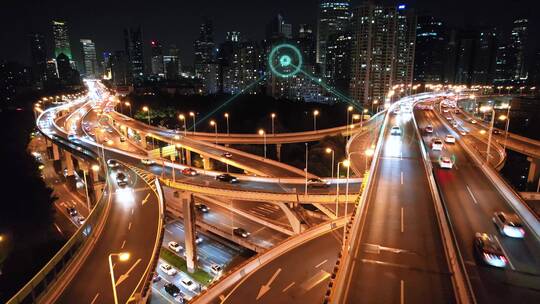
<box><xmin>185</xmin><ymin>150</ymin><xmax>192</xmax><ymax>166</ymax></box>
<box><xmin>202</xmin><ymin>157</ymin><xmax>211</xmax><ymax>170</ymax></box>
<box><xmin>64</xmin><ymin>151</ymin><xmax>77</xmax><ymax>191</ymax></box>
<box><xmin>170</xmin><ymin>151</ymin><xmax>176</xmax><ymax>162</ymax></box>
<box><xmin>52</xmin><ymin>144</ymin><xmax>60</xmax><ymax>160</ymax></box>
<box><xmin>527</xmin><ymin>157</ymin><xmax>540</xmax><ymax>184</ymax></box>
<box><xmin>276</xmin><ymin>202</ymin><xmax>302</xmax><ymax>234</ymax></box>
<box><xmin>139</xmin><ymin>132</ymin><xmax>147</xmax><ymax>149</ymax></box>
<box><xmin>181</xmin><ymin>192</ymin><xmax>197</xmax><ymax>273</ymax></box>
<box><xmin>276</xmin><ymin>143</ymin><xmax>282</xmax><ymax>161</ymax></box>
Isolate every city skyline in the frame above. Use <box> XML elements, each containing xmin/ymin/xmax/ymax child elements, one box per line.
<box><xmin>2</xmin><ymin>0</ymin><xmax>538</xmax><ymax>67</ymax></box>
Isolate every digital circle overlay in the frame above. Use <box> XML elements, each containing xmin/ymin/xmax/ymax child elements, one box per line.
<box><xmin>268</xmin><ymin>44</ymin><xmax>303</xmax><ymax>78</ymax></box>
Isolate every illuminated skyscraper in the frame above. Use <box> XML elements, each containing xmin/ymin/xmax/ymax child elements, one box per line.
<box><xmin>509</xmin><ymin>19</ymin><xmax>528</xmax><ymax>83</ymax></box>
<box><xmin>194</xmin><ymin>17</ymin><xmax>215</xmax><ymax>78</ymax></box>
<box><xmin>349</xmin><ymin>4</ymin><xmax>416</xmax><ymax>105</ymax></box>
<box><xmin>150</xmin><ymin>40</ymin><xmax>164</xmax><ymax>76</ymax></box>
<box><xmin>316</xmin><ymin>1</ymin><xmax>351</xmax><ymax>74</ymax></box>
<box><xmin>52</xmin><ymin>20</ymin><xmax>72</xmax><ymax>60</ymax></box>
<box><xmin>80</xmin><ymin>39</ymin><xmax>98</xmax><ymax>78</ymax></box>
<box><xmin>124</xmin><ymin>26</ymin><xmax>144</xmax><ymax>81</ymax></box>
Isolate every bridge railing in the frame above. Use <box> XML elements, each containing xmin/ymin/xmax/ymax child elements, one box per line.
<box><xmin>7</xmin><ymin>106</ymin><xmax>111</xmax><ymax>304</ymax></box>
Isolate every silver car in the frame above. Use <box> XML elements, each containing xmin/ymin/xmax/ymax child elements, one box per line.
<box><xmin>493</xmin><ymin>212</ymin><xmax>525</xmax><ymax>238</ymax></box>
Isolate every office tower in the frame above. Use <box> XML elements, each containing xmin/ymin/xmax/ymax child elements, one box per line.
<box><xmin>349</xmin><ymin>3</ymin><xmax>416</xmax><ymax>105</ymax></box>
<box><xmin>443</xmin><ymin>29</ymin><xmax>458</xmax><ymax>84</ymax></box>
<box><xmin>164</xmin><ymin>45</ymin><xmax>182</xmax><ymax>80</ymax></box>
<box><xmin>282</xmin><ymin>23</ymin><xmax>292</xmax><ymax>39</ymax></box>
<box><xmin>102</xmin><ymin>52</ymin><xmax>113</xmax><ymax>79</ymax></box>
<box><xmin>509</xmin><ymin>18</ymin><xmax>528</xmax><ymax>84</ymax></box>
<box><xmin>472</xmin><ymin>28</ymin><xmax>498</xmax><ymax>85</ymax></box>
<box><xmin>110</xmin><ymin>51</ymin><xmax>130</xmax><ymax>86</ymax></box>
<box><xmin>124</xmin><ymin>26</ymin><xmax>144</xmax><ymax>80</ymax></box>
<box><xmin>56</xmin><ymin>53</ymin><xmax>80</xmax><ymax>84</ymax></box>
<box><xmin>316</xmin><ymin>0</ymin><xmax>351</xmax><ymax>75</ymax></box>
<box><xmin>326</xmin><ymin>33</ymin><xmax>352</xmax><ymax>92</ymax></box>
<box><xmin>80</xmin><ymin>39</ymin><xmax>98</xmax><ymax>78</ymax></box>
<box><xmin>297</xmin><ymin>24</ymin><xmax>317</xmax><ymax>69</ymax></box>
<box><xmin>194</xmin><ymin>17</ymin><xmax>215</xmax><ymax>78</ymax></box>
<box><xmin>414</xmin><ymin>16</ymin><xmax>446</xmax><ymax>83</ymax></box>
<box><xmin>150</xmin><ymin>40</ymin><xmax>164</xmax><ymax>76</ymax></box>
<box><xmin>46</xmin><ymin>59</ymin><xmax>58</xmax><ymax>80</ymax></box>
<box><xmin>29</xmin><ymin>33</ymin><xmax>47</xmax><ymax>86</ymax></box>
<box><xmin>455</xmin><ymin>30</ymin><xmax>476</xmax><ymax>85</ymax></box>
<box><xmin>52</xmin><ymin>20</ymin><xmax>72</xmax><ymax>60</ymax></box>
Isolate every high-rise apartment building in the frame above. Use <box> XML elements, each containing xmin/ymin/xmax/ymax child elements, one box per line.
<box><xmin>29</xmin><ymin>33</ymin><xmax>47</xmax><ymax>86</ymax></box>
<box><xmin>349</xmin><ymin>3</ymin><xmax>416</xmax><ymax>106</ymax></box>
<box><xmin>316</xmin><ymin>0</ymin><xmax>351</xmax><ymax>74</ymax></box>
<box><xmin>80</xmin><ymin>39</ymin><xmax>98</xmax><ymax>78</ymax></box>
<box><xmin>52</xmin><ymin>20</ymin><xmax>72</xmax><ymax>60</ymax></box>
<box><xmin>472</xmin><ymin>28</ymin><xmax>498</xmax><ymax>85</ymax></box>
<box><xmin>124</xmin><ymin>26</ymin><xmax>144</xmax><ymax>81</ymax></box>
<box><xmin>194</xmin><ymin>17</ymin><xmax>216</xmax><ymax>78</ymax></box>
<box><xmin>414</xmin><ymin>16</ymin><xmax>446</xmax><ymax>83</ymax></box>
<box><xmin>509</xmin><ymin>18</ymin><xmax>528</xmax><ymax>83</ymax></box>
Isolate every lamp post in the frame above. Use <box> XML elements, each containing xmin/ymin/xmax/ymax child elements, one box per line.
<box><xmin>304</xmin><ymin>143</ymin><xmax>309</xmax><ymax>196</ymax></box>
<box><xmin>210</xmin><ymin>120</ymin><xmax>218</xmax><ymax>145</ymax></box>
<box><xmin>347</xmin><ymin>106</ymin><xmax>353</xmax><ymax>138</ymax></box>
<box><xmin>326</xmin><ymin>148</ymin><xmax>335</xmax><ymax>180</ymax></box>
<box><xmin>335</xmin><ymin>160</ymin><xmax>349</xmax><ymax>217</ymax></box>
<box><xmin>372</xmin><ymin>100</ymin><xmax>378</xmax><ymax>113</ymax></box>
<box><xmin>224</xmin><ymin>113</ymin><xmax>230</xmax><ymax>135</ymax></box>
<box><xmin>108</xmin><ymin>252</ymin><xmax>130</xmax><ymax>304</ymax></box>
<box><xmin>313</xmin><ymin>110</ymin><xmax>319</xmax><ymax>131</ymax></box>
<box><xmin>342</xmin><ymin>158</ymin><xmax>351</xmax><ymax>246</ymax></box>
<box><xmin>480</xmin><ymin>106</ymin><xmax>495</xmax><ymax>165</ymax></box>
<box><xmin>189</xmin><ymin>112</ymin><xmax>196</xmax><ymax>133</ymax></box>
<box><xmin>499</xmin><ymin>104</ymin><xmax>511</xmax><ymax>151</ymax></box>
<box><xmin>259</xmin><ymin>129</ymin><xmax>267</xmax><ymax>158</ymax></box>
<box><xmin>143</xmin><ymin>106</ymin><xmax>155</xmax><ymax>148</ymax></box>
<box><xmin>361</xmin><ymin>109</ymin><xmax>368</xmax><ymax>129</ymax></box>
<box><xmin>271</xmin><ymin>113</ymin><xmax>276</xmax><ymax>135</ymax></box>
<box><xmin>179</xmin><ymin>114</ymin><xmax>187</xmax><ymax>136</ymax></box>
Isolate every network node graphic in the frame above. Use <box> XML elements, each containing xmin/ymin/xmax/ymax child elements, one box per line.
<box><xmin>268</xmin><ymin>44</ymin><xmax>302</xmax><ymax>78</ymax></box>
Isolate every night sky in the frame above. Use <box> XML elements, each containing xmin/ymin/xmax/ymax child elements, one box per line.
<box><xmin>1</xmin><ymin>0</ymin><xmax>538</xmax><ymax>68</ymax></box>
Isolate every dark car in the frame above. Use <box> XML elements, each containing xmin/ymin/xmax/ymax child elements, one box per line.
<box><xmin>233</xmin><ymin>227</ymin><xmax>250</xmax><ymax>238</ymax></box>
<box><xmin>492</xmin><ymin>129</ymin><xmax>502</xmax><ymax>135</ymax></box>
<box><xmin>182</xmin><ymin>168</ymin><xmax>198</xmax><ymax>176</ymax></box>
<box><xmin>222</xmin><ymin>152</ymin><xmax>233</xmax><ymax>158</ymax></box>
<box><xmin>473</xmin><ymin>232</ymin><xmax>507</xmax><ymax>268</ymax></box>
<box><xmin>66</xmin><ymin>207</ymin><xmax>78</xmax><ymax>217</ymax></box>
<box><xmin>116</xmin><ymin>172</ymin><xmax>128</xmax><ymax>187</ymax></box>
<box><xmin>164</xmin><ymin>283</ymin><xmax>181</xmax><ymax>297</ymax></box>
<box><xmin>196</xmin><ymin>204</ymin><xmax>210</xmax><ymax>213</ymax></box>
<box><xmin>216</xmin><ymin>173</ymin><xmax>238</xmax><ymax>183</ymax></box>
<box><xmin>107</xmin><ymin>159</ymin><xmax>120</xmax><ymax>169</ymax></box>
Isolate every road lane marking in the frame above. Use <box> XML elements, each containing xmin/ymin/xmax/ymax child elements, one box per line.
<box><xmin>400</xmin><ymin>171</ymin><xmax>404</xmax><ymax>185</ymax></box>
<box><xmin>131</xmin><ymin>208</ymin><xmax>134</xmax><ymax>215</ymax></box>
<box><xmin>121</xmin><ymin>240</ymin><xmax>126</xmax><ymax>249</ymax></box>
<box><xmin>54</xmin><ymin>223</ymin><xmax>63</xmax><ymax>235</ymax></box>
<box><xmin>141</xmin><ymin>192</ymin><xmax>150</xmax><ymax>205</ymax></box>
<box><xmin>315</xmin><ymin>259</ymin><xmax>328</xmax><ymax>268</ymax></box>
<box><xmin>128</xmin><ymin>222</ymin><xmax>132</xmax><ymax>230</ymax></box>
<box><xmin>282</xmin><ymin>282</ymin><xmax>295</xmax><ymax>293</ymax></box>
<box><xmin>494</xmin><ymin>235</ymin><xmax>516</xmax><ymax>270</ymax></box>
<box><xmin>401</xmin><ymin>208</ymin><xmax>404</xmax><ymax>233</ymax></box>
<box><xmin>299</xmin><ymin>269</ymin><xmax>330</xmax><ymax>292</ymax></box>
<box><xmin>256</xmin><ymin>268</ymin><xmax>281</xmax><ymax>300</ymax></box>
<box><xmin>401</xmin><ymin>280</ymin><xmax>405</xmax><ymax>304</ymax></box>
<box><xmin>90</xmin><ymin>293</ymin><xmax>100</xmax><ymax>304</ymax></box>
<box><xmin>116</xmin><ymin>258</ymin><xmax>142</xmax><ymax>286</ymax></box>
<box><xmin>400</xmin><ymin>151</ymin><xmax>403</xmax><ymax>160</ymax></box>
<box><xmin>466</xmin><ymin>185</ymin><xmax>478</xmax><ymax>204</ymax></box>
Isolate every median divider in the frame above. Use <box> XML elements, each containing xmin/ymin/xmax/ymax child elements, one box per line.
<box><xmin>191</xmin><ymin>217</ymin><xmax>347</xmax><ymax>304</ymax></box>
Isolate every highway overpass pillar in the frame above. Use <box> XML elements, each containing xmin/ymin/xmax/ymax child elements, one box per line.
<box><xmin>185</xmin><ymin>150</ymin><xmax>192</xmax><ymax>166</ymax></box>
<box><xmin>52</xmin><ymin>143</ymin><xmax>60</xmax><ymax>160</ymax></box>
<box><xmin>64</xmin><ymin>151</ymin><xmax>77</xmax><ymax>191</ymax></box>
<box><xmin>276</xmin><ymin>143</ymin><xmax>282</xmax><ymax>161</ymax></box>
<box><xmin>182</xmin><ymin>191</ymin><xmax>198</xmax><ymax>273</ymax></box>
<box><xmin>527</xmin><ymin>157</ymin><xmax>540</xmax><ymax>185</ymax></box>
<box><xmin>276</xmin><ymin>202</ymin><xmax>302</xmax><ymax>234</ymax></box>
<box><xmin>202</xmin><ymin>157</ymin><xmax>211</xmax><ymax>170</ymax></box>
<box><xmin>139</xmin><ymin>132</ymin><xmax>147</xmax><ymax>149</ymax></box>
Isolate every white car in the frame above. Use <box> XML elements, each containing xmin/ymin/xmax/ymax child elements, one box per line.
<box><xmin>439</xmin><ymin>156</ymin><xmax>453</xmax><ymax>169</ymax></box>
<box><xmin>425</xmin><ymin>125</ymin><xmax>433</xmax><ymax>133</ymax></box>
<box><xmin>432</xmin><ymin>139</ymin><xmax>444</xmax><ymax>151</ymax></box>
<box><xmin>210</xmin><ymin>263</ymin><xmax>223</xmax><ymax>275</ymax></box>
<box><xmin>141</xmin><ymin>158</ymin><xmax>155</xmax><ymax>165</ymax></box>
<box><xmin>180</xmin><ymin>278</ymin><xmax>197</xmax><ymax>291</ymax></box>
<box><xmin>107</xmin><ymin>159</ymin><xmax>120</xmax><ymax>168</ymax></box>
<box><xmin>492</xmin><ymin>212</ymin><xmax>525</xmax><ymax>238</ymax></box>
<box><xmin>444</xmin><ymin>135</ymin><xmax>456</xmax><ymax>143</ymax></box>
<box><xmin>168</xmin><ymin>241</ymin><xmax>183</xmax><ymax>252</ymax></box>
<box><xmin>470</xmin><ymin>119</ymin><xmax>477</xmax><ymax>124</ymax></box>
<box><xmin>160</xmin><ymin>263</ymin><xmax>177</xmax><ymax>276</ymax></box>
<box><xmin>390</xmin><ymin>126</ymin><xmax>401</xmax><ymax>136</ymax></box>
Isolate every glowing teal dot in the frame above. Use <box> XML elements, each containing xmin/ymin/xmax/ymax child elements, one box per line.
<box><xmin>279</xmin><ymin>55</ymin><xmax>292</xmax><ymax>67</ymax></box>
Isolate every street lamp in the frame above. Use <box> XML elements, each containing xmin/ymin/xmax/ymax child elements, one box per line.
<box><xmin>271</xmin><ymin>113</ymin><xmax>276</xmax><ymax>135</ymax></box>
<box><xmin>361</xmin><ymin>109</ymin><xmax>368</xmax><ymax>128</ymax></box>
<box><xmin>210</xmin><ymin>120</ymin><xmax>218</xmax><ymax>145</ymax></box>
<box><xmin>224</xmin><ymin>113</ymin><xmax>230</xmax><ymax>135</ymax></box>
<box><xmin>480</xmin><ymin>106</ymin><xmax>495</xmax><ymax>165</ymax></box>
<box><xmin>335</xmin><ymin>159</ymin><xmax>349</xmax><ymax>218</ymax></box>
<box><xmin>124</xmin><ymin>102</ymin><xmax>131</xmax><ymax>116</ymax></box>
<box><xmin>326</xmin><ymin>148</ymin><xmax>335</xmax><ymax>180</ymax></box>
<box><xmin>108</xmin><ymin>252</ymin><xmax>130</xmax><ymax>304</ymax></box>
<box><xmin>179</xmin><ymin>114</ymin><xmax>187</xmax><ymax>136</ymax></box>
<box><xmin>189</xmin><ymin>112</ymin><xmax>196</xmax><ymax>133</ymax></box>
<box><xmin>313</xmin><ymin>110</ymin><xmax>319</xmax><ymax>131</ymax></box>
<box><xmin>372</xmin><ymin>100</ymin><xmax>379</xmax><ymax>113</ymax></box>
<box><xmin>347</xmin><ymin>106</ymin><xmax>353</xmax><ymax>138</ymax></box>
<box><xmin>259</xmin><ymin>129</ymin><xmax>267</xmax><ymax>158</ymax></box>
<box><xmin>499</xmin><ymin>104</ymin><xmax>511</xmax><ymax>151</ymax></box>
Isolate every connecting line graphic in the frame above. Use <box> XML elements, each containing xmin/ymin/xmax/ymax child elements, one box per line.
<box><xmin>190</xmin><ymin>74</ymin><xmax>268</xmax><ymax>131</ymax></box>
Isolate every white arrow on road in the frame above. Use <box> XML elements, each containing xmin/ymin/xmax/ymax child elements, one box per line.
<box><xmin>116</xmin><ymin>258</ymin><xmax>141</xmax><ymax>287</ymax></box>
<box><xmin>141</xmin><ymin>193</ymin><xmax>150</xmax><ymax>205</ymax></box>
<box><xmin>256</xmin><ymin>268</ymin><xmax>282</xmax><ymax>300</ymax></box>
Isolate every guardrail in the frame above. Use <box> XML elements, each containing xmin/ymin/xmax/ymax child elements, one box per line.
<box><xmin>191</xmin><ymin>217</ymin><xmax>348</xmax><ymax>303</ymax></box>
<box><xmin>325</xmin><ymin>98</ymin><xmax>392</xmax><ymax>303</ymax></box>
<box><xmin>411</xmin><ymin>107</ymin><xmax>475</xmax><ymax>303</ymax></box>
